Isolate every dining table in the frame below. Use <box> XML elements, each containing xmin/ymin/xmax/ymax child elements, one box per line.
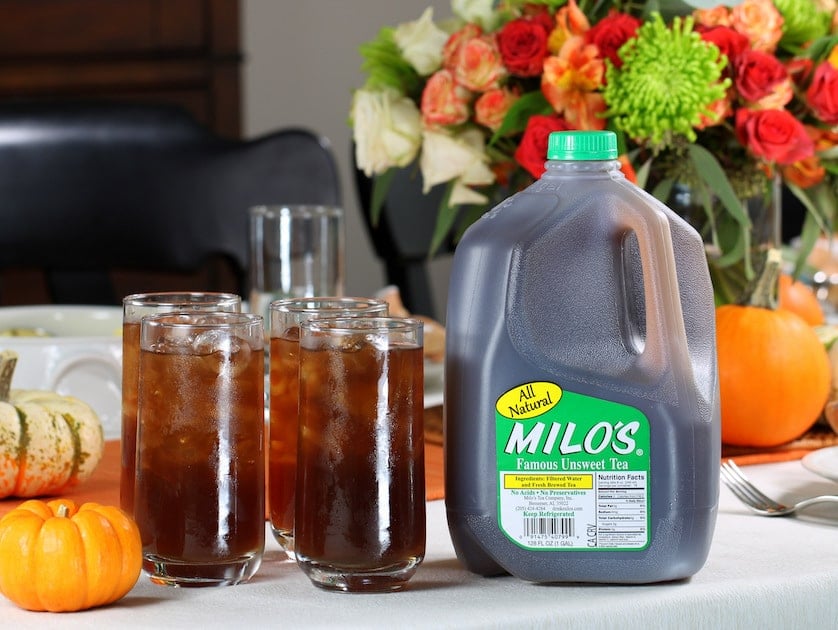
<box><xmin>2</xmin><ymin>405</ymin><xmax>838</xmax><ymax>630</ymax></box>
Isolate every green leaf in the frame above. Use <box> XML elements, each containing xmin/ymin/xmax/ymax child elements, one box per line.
<box><xmin>429</xmin><ymin>182</ymin><xmax>458</xmax><ymax>257</ymax></box>
<box><xmin>370</xmin><ymin>169</ymin><xmax>397</xmax><ymax>226</ymax></box>
<box><xmin>687</xmin><ymin>143</ymin><xmax>753</xmax><ymax>277</ymax></box>
<box><xmin>490</xmin><ymin>91</ymin><xmax>553</xmax><ymax>144</ymax></box>
<box><xmin>794</xmin><ymin>211</ymin><xmax>822</xmax><ymax>279</ymax></box>
<box><xmin>635</xmin><ymin>155</ymin><xmax>653</xmax><ymax>190</ymax></box>
<box><xmin>359</xmin><ymin>28</ymin><xmax>422</xmax><ymax>96</ymax></box>
<box><xmin>788</xmin><ymin>181</ymin><xmax>833</xmax><ymax>233</ymax></box>
<box><xmin>787</xmin><ymin>182</ymin><xmax>835</xmax><ymax>277</ymax></box>
<box><xmin>650</xmin><ymin>175</ymin><xmax>673</xmax><ymax>202</ymax></box>
<box><xmin>712</xmin><ymin>212</ymin><xmax>748</xmax><ymax>269</ymax></box>
<box><xmin>804</xmin><ymin>34</ymin><xmax>838</xmax><ymax>63</ymax></box>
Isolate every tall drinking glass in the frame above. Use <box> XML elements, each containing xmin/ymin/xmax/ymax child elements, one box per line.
<box><xmin>295</xmin><ymin>317</ymin><xmax>425</xmax><ymax>592</ymax></box>
<box><xmin>134</xmin><ymin>312</ymin><xmax>265</xmax><ymax>587</ymax></box>
<box><xmin>249</xmin><ymin>205</ymin><xmax>345</xmax><ymax>322</ymax></box>
<box><xmin>120</xmin><ymin>292</ymin><xmax>241</xmax><ymax>516</ymax></box>
<box><xmin>268</xmin><ymin>297</ymin><xmax>387</xmax><ymax>557</ymax></box>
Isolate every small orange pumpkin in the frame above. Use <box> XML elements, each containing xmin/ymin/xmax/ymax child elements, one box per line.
<box><xmin>0</xmin><ymin>499</ymin><xmax>142</xmax><ymax>612</ymax></box>
<box><xmin>717</xmin><ymin>250</ymin><xmax>831</xmax><ymax>447</ymax></box>
<box><xmin>778</xmin><ymin>273</ymin><xmax>825</xmax><ymax>326</ymax></box>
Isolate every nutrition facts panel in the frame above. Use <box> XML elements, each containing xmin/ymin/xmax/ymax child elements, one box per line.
<box><xmin>594</xmin><ymin>472</ymin><xmax>648</xmax><ymax>548</ymax></box>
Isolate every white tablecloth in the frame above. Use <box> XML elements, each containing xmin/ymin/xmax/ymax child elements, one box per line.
<box><xmin>3</xmin><ymin>459</ymin><xmax>838</xmax><ymax>629</ymax></box>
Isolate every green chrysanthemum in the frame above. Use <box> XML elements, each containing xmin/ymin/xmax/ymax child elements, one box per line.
<box><xmin>603</xmin><ymin>13</ymin><xmax>730</xmax><ymax>148</ymax></box>
<box><xmin>773</xmin><ymin>0</ymin><xmax>831</xmax><ymax>52</ymax></box>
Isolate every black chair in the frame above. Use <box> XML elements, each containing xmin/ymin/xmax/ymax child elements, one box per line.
<box><xmin>0</xmin><ymin>102</ymin><xmax>341</xmax><ymax>305</ymax></box>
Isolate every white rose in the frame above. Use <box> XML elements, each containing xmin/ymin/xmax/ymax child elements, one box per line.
<box><xmin>351</xmin><ymin>89</ymin><xmax>422</xmax><ymax>176</ymax></box>
<box><xmin>420</xmin><ymin>128</ymin><xmax>495</xmax><ymax>204</ymax></box>
<box><xmin>393</xmin><ymin>8</ymin><xmax>449</xmax><ymax>76</ymax></box>
<box><xmin>452</xmin><ymin>0</ymin><xmax>498</xmax><ymax>29</ymax></box>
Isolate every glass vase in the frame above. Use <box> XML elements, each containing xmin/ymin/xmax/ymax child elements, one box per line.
<box><xmin>666</xmin><ymin>173</ymin><xmax>781</xmax><ymax>306</ymax></box>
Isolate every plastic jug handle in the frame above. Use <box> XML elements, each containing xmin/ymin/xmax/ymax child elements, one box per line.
<box><xmin>618</xmin><ymin>203</ymin><xmax>699</xmax><ymax>401</ymax></box>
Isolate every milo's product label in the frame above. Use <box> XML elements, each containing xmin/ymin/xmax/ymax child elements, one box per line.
<box><xmin>495</xmin><ymin>381</ymin><xmax>651</xmax><ymax>551</ymax></box>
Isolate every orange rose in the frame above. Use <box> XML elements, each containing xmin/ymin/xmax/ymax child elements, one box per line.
<box><xmin>783</xmin><ymin>125</ymin><xmax>838</xmax><ymax>189</ymax></box>
<box><xmin>442</xmin><ymin>23</ymin><xmax>483</xmax><ymax>71</ymax></box>
<box><xmin>453</xmin><ymin>34</ymin><xmax>506</xmax><ymax>93</ymax></box>
<box><xmin>420</xmin><ymin>69</ymin><xmax>470</xmax><ymax>127</ymax></box>
<box><xmin>781</xmin><ymin>155</ymin><xmax>825</xmax><ymax>188</ymax></box>
<box><xmin>694</xmin><ymin>6</ymin><xmax>732</xmax><ymax>28</ymax></box>
<box><xmin>475</xmin><ymin>88</ymin><xmax>519</xmax><ymax>131</ymax></box>
<box><xmin>780</xmin><ymin>124</ymin><xmax>832</xmax><ymax>187</ymax></box>
<box><xmin>697</xmin><ymin>95</ymin><xmax>734</xmax><ymax>129</ymax></box>
<box><xmin>753</xmin><ymin>78</ymin><xmax>793</xmax><ymax>110</ymax></box>
<box><xmin>730</xmin><ymin>0</ymin><xmax>784</xmax><ymax>53</ymax></box>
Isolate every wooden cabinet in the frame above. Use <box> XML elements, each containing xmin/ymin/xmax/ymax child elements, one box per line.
<box><xmin>0</xmin><ymin>0</ymin><xmax>241</xmax><ymax>137</ymax></box>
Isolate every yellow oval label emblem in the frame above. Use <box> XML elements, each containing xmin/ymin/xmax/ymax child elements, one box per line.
<box><xmin>496</xmin><ymin>382</ymin><xmax>562</xmax><ymax>420</ymax></box>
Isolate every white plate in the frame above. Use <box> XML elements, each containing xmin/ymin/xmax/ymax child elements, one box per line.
<box><xmin>801</xmin><ymin>446</ymin><xmax>838</xmax><ymax>483</ymax></box>
<box><xmin>0</xmin><ymin>306</ymin><xmax>123</xmax><ymax>440</ymax></box>
<box><xmin>424</xmin><ymin>359</ymin><xmax>444</xmax><ymax>409</ymax></box>
<box><xmin>0</xmin><ymin>304</ymin><xmax>122</xmax><ymax>337</ymax></box>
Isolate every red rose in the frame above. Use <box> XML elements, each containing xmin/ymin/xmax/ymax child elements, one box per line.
<box><xmin>735</xmin><ymin>108</ymin><xmax>814</xmax><ymax>165</ymax></box>
<box><xmin>698</xmin><ymin>25</ymin><xmax>750</xmax><ymax>71</ymax></box>
<box><xmin>514</xmin><ymin>115</ymin><xmax>572</xmax><ymax>178</ymax></box>
<box><xmin>807</xmin><ymin>61</ymin><xmax>838</xmax><ymax>125</ymax></box>
<box><xmin>497</xmin><ymin>18</ymin><xmax>550</xmax><ymax>77</ymax></box>
<box><xmin>585</xmin><ymin>12</ymin><xmax>641</xmax><ymax>68</ymax></box>
<box><xmin>734</xmin><ymin>49</ymin><xmax>788</xmax><ymax>103</ymax></box>
<box><xmin>521</xmin><ymin>4</ymin><xmax>555</xmax><ymax>34</ymax></box>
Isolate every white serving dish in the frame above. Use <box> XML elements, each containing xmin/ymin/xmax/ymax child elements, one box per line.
<box><xmin>802</xmin><ymin>445</ymin><xmax>838</xmax><ymax>483</ymax></box>
<box><xmin>0</xmin><ymin>305</ymin><xmax>123</xmax><ymax>439</ymax></box>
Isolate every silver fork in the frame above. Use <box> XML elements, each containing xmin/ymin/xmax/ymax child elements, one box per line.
<box><xmin>720</xmin><ymin>460</ymin><xmax>838</xmax><ymax>517</ymax></box>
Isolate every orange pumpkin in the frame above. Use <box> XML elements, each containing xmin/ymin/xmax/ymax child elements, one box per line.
<box><xmin>778</xmin><ymin>273</ymin><xmax>825</xmax><ymax>325</ymax></box>
<box><xmin>0</xmin><ymin>499</ymin><xmax>142</xmax><ymax>612</ymax></box>
<box><xmin>717</xmin><ymin>250</ymin><xmax>831</xmax><ymax>447</ymax></box>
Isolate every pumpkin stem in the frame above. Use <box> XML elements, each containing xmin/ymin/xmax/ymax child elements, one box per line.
<box><xmin>0</xmin><ymin>350</ymin><xmax>18</xmax><ymax>402</ymax></box>
<box><xmin>57</xmin><ymin>504</ymin><xmax>70</xmax><ymax>518</ymax></box>
<box><xmin>743</xmin><ymin>248</ymin><xmax>782</xmax><ymax>310</ymax></box>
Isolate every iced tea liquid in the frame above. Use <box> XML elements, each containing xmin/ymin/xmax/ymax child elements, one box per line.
<box><xmin>267</xmin><ymin>297</ymin><xmax>387</xmax><ymax>555</ymax></box>
<box><xmin>134</xmin><ymin>313</ymin><xmax>264</xmax><ymax>586</ymax></box>
<box><xmin>119</xmin><ymin>320</ymin><xmax>140</xmax><ymax>514</ymax></box>
<box><xmin>295</xmin><ymin>319</ymin><xmax>425</xmax><ymax>592</ymax></box>
<box><xmin>268</xmin><ymin>332</ymin><xmax>299</xmax><ymax>550</ymax></box>
<box><xmin>120</xmin><ymin>292</ymin><xmax>240</xmax><ymax>517</ymax></box>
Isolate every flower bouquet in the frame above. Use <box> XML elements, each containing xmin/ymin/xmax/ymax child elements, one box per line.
<box><xmin>350</xmin><ymin>0</ymin><xmax>838</xmax><ymax>304</ymax></box>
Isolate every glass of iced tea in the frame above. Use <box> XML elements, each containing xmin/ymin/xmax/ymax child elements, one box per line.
<box><xmin>120</xmin><ymin>292</ymin><xmax>241</xmax><ymax>517</ymax></box>
<box><xmin>268</xmin><ymin>297</ymin><xmax>387</xmax><ymax>557</ymax></box>
<box><xmin>295</xmin><ymin>316</ymin><xmax>425</xmax><ymax>592</ymax></box>
<box><xmin>134</xmin><ymin>311</ymin><xmax>265</xmax><ymax>587</ymax></box>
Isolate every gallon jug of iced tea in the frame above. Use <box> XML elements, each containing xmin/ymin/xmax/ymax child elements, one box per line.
<box><xmin>444</xmin><ymin>130</ymin><xmax>720</xmax><ymax>584</ymax></box>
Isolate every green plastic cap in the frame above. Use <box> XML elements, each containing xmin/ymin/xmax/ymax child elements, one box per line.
<box><xmin>547</xmin><ymin>130</ymin><xmax>618</xmax><ymax>161</ymax></box>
